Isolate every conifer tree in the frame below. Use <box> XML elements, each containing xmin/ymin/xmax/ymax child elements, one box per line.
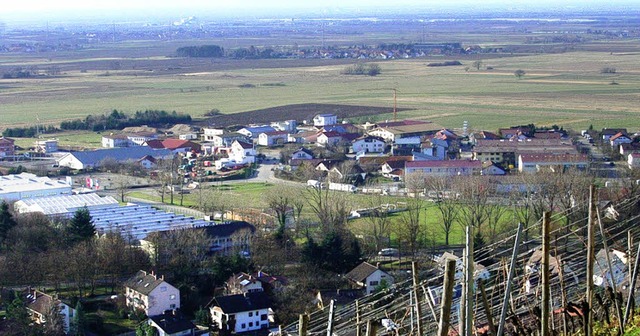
<box><xmin>0</xmin><ymin>200</ymin><xmax>17</xmax><ymax>246</ymax></box>
<box><xmin>67</xmin><ymin>206</ymin><xmax>96</xmax><ymax>243</ymax></box>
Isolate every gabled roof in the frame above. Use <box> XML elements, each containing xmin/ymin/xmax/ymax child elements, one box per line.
<box><xmin>0</xmin><ymin>137</ymin><xmax>15</xmax><ymax>144</ymax></box>
<box><xmin>161</xmin><ymin>139</ymin><xmax>199</xmax><ymax>150</ymax></box>
<box><xmin>144</xmin><ymin>139</ymin><xmax>164</xmax><ymax>149</ymax></box>
<box><xmin>212</xmin><ymin>292</ymin><xmax>271</xmax><ymax>314</ymax></box>
<box><xmin>241</xmin><ymin>126</ymin><xmax>277</xmax><ymax>134</ymax></box>
<box><xmin>124</xmin><ymin>270</ymin><xmax>168</xmax><ymax>296</ymax></box>
<box><xmin>610</xmin><ymin>132</ymin><xmax>630</xmax><ymax>141</ymax></box>
<box><xmin>233</xmin><ymin>140</ymin><xmax>254</xmax><ymax>149</ymax></box>
<box><xmin>149</xmin><ymin>311</ymin><xmax>195</xmax><ymax>334</ymax></box>
<box><xmin>262</xmin><ymin>131</ymin><xmax>289</xmax><ymax>136</ymax></box>
<box><xmin>315</xmin><ymin>113</ymin><xmax>337</xmax><ymax>118</ymax></box>
<box><xmin>345</xmin><ymin>262</ymin><xmax>383</xmax><ymax>283</ymax></box>
<box><xmin>67</xmin><ymin>147</ymin><xmax>173</xmax><ymax>166</ymax></box>
<box><xmin>320</xmin><ymin>131</ymin><xmax>344</xmax><ymax>139</ymax></box>
<box><xmin>406</xmin><ymin>160</ymin><xmax>482</xmax><ymax>169</ymax></box>
<box><xmin>25</xmin><ymin>290</ymin><xmax>61</xmax><ymax>315</ymax></box>
<box><xmin>293</xmin><ymin>147</ymin><xmax>314</xmax><ymax>157</ymax></box>
<box><xmin>138</xmin><ymin>155</ymin><xmax>157</xmax><ymax>163</ymax></box>
<box><xmin>602</xmin><ymin>128</ymin><xmax>627</xmax><ymax>136</ymax></box>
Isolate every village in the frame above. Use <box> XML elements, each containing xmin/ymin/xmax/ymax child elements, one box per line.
<box><xmin>0</xmin><ymin>110</ymin><xmax>640</xmax><ymax>336</ymax></box>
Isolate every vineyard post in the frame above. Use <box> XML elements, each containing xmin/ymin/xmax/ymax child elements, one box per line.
<box><xmin>438</xmin><ymin>259</ymin><xmax>457</xmax><ymax>336</ymax></box>
<box><xmin>412</xmin><ymin>261</ymin><xmax>423</xmax><ymax>336</ymax></box>
<box><xmin>356</xmin><ymin>299</ymin><xmax>361</xmax><ymax>336</ymax></box>
<box><xmin>585</xmin><ymin>184</ymin><xmax>595</xmax><ymax>336</ymax></box>
<box><xmin>299</xmin><ymin>314</ymin><xmax>309</xmax><ymax>336</ymax></box>
<box><xmin>326</xmin><ymin>299</ymin><xmax>335</xmax><ymax>336</ymax></box>
<box><xmin>541</xmin><ymin>211</ymin><xmax>550</xmax><ymax>336</ymax></box>
<box><xmin>496</xmin><ymin>223</ymin><xmax>523</xmax><ymax>336</ymax></box>
<box><xmin>623</xmin><ymin>241</ymin><xmax>640</xmax><ymax>329</ymax></box>
<box><xmin>478</xmin><ymin>278</ymin><xmax>496</xmax><ymax>336</ymax></box>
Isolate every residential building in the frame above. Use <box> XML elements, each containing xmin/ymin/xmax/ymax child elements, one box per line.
<box><xmin>226</xmin><ymin>273</ymin><xmax>264</xmax><ymax>295</ymax></box>
<box><xmin>124</xmin><ymin>270</ymin><xmax>180</xmax><ymax>317</ymax></box>
<box><xmin>271</xmin><ymin>120</ymin><xmax>297</xmax><ymax>133</ymax></box>
<box><xmin>405</xmin><ymin>160</ymin><xmax>481</xmax><ymax>176</ymax></box>
<box><xmin>610</xmin><ymin>132</ymin><xmax>633</xmax><ymax>147</ymax></box>
<box><xmin>602</xmin><ymin>128</ymin><xmax>628</xmax><ymax>141</ymax></box>
<box><xmin>228</xmin><ymin>140</ymin><xmax>256</xmax><ymax>164</ymax></box>
<box><xmin>102</xmin><ymin>132</ymin><xmax>157</xmax><ymax>148</ymax></box>
<box><xmin>473</xmin><ymin>138</ymin><xmax>577</xmax><ymax>169</ymax></box>
<box><xmin>344</xmin><ymin>262</ymin><xmax>394</xmax><ymax>295</ymax></box>
<box><xmin>147</xmin><ymin>310</ymin><xmax>196</xmax><ymax>336</ymax></box>
<box><xmin>178</xmin><ymin>133</ymin><xmax>198</xmax><ymax>141</ymax></box>
<box><xmin>144</xmin><ymin>139</ymin><xmax>200</xmax><ymax>154</ymax></box>
<box><xmin>0</xmin><ymin>173</ymin><xmax>72</xmax><ymax>202</ymax></box>
<box><xmin>25</xmin><ymin>289</ymin><xmax>75</xmax><ymax>333</ymax></box>
<box><xmin>202</xmin><ymin>127</ymin><xmax>225</xmax><ymax>142</ymax></box>
<box><xmin>237</xmin><ymin>126</ymin><xmax>277</xmax><ymax>140</ymax></box>
<box><xmin>128</xmin><ymin>132</ymin><xmax>158</xmax><ymax>146</ymax></box>
<box><xmin>317</xmin><ymin>131</ymin><xmax>345</xmax><ymax>147</ymax></box>
<box><xmin>209</xmin><ymin>292</ymin><xmax>274</xmax><ymax>333</ymax></box>
<box><xmin>0</xmin><ymin>137</ymin><xmax>15</xmax><ymax>157</ymax></box>
<box><xmin>481</xmin><ymin>161</ymin><xmax>506</xmax><ymax>175</ymax></box>
<box><xmin>257</xmin><ymin>131</ymin><xmax>289</xmax><ymax>147</ymax></box>
<box><xmin>352</xmin><ymin>135</ymin><xmax>386</xmax><ymax>153</ymax></box>
<box><xmin>313</xmin><ymin>114</ymin><xmax>338</xmax><ymax>127</ymax></box>
<box><xmin>57</xmin><ymin>147</ymin><xmax>173</xmax><ymax>170</ymax></box>
<box><xmin>290</xmin><ymin>147</ymin><xmax>314</xmax><ymax>161</ymax></box>
<box><xmin>517</xmin><ymin>153</ymin><xmax>589</xmax><ymax>173</ymax></box>
<box><xmin>367</xmin><ymin>120</ymin><xmax>443</xmax><ymax>142</ymax></box>
<box><xmin>594</xmin><ymin>249</ymin><xmax>628</xmax><ymax>288</ymax></box>
<box><xmin>138</xmin><ymin>155</ymin><xmax>158</xmax><ymax>169</ymax></box>
<box><xmin>34</xmin><ymin>139</ymin><xmax>58</xmax><ymax>153</ymax></box>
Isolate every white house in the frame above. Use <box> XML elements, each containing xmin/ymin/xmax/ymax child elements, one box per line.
<box><xmin>291</xmin><ymin>147</ymin><xmax>314</xmax><ymax>160</ymax></box>
<box><xmin>57</xmin><ymin>147</ymin><xmax>173</xmax><ymax>170</ymax></box>
<box><xmin>228</xmin><ymin>140</ymin><xmax>256</xmax><ymax>165</ymax></box>
<box><xmin>628</xmin><ymin>153</ymin><xmax>640</xmax><ymax>169</ymax></box>
<box><xmin>35</xmin><ymin>139</ymin><xmax>58</xmax><ymax>153</ymax></box>
<box><xmin>147</xmin><ymin>310</ymin><xmax>196</xmax><ymax>336</ymax></box>
<box><xmin>594</xmin><ymin>249</ymin><xmax>628</xmax><ymax>288</ymax></box>
<box><xmin>237</xmin><ymin>126</ymin><xmax>277</xmax><ymax>140</ymax></box>
<box><xmin>271</xmin><ymin>120</ymin><xmax>297</xmax><ymax>133</ymax></box>
<box><xmin>210</xmin><ymin>292</ymin><xmax>274</xmax><ymax>333</ymax></box>
<box><xmin>226</xmin><ymin>272</ymin><xmax>265</xmax><ymax>295</ymax></box>
<box><xmin>405</xmin><ymin>160</ymin><xmax>481</xmax><ymax>176</ymax></box>
<box><xmin>344</xmin><ymin>262</ymin><xmax>395</xmax><ymax>295</ymax></box>
<box><xmin>124</xmin><ymin>270</ymin><xmax>180</xmax><ymax>317</ymax></box>
<box><xmin>128</xmin><ymin>132</ymin><xmax>158</xmax><ymax>146</ymax></box>
<box><xmin>257</xmin><ymin>131</ymin><xmax>289</xmax><ymax>147</ymax></box>
<box><xmin>352</xmin><ymin>135</ymin><xmax>385</xmax><ymax>153</ymax></box>
<box><xmin>317</xmin><ymin>131</ymin><xmax>344</xmax><ymax>147</ymax></box>
<box><xmin>102</xmin><ymin>134</ymin><xmax>130</xmax><ymax>148</ymax></box>
<box><xmin>517</xmin><ymin>153</ymin><xmax>589</xmax><ymax>173</ymax></box>
<box><xmin>202</xmin><ymin>128</ymin><xmax>225</xmax><ymax>141</ymax></box>
<box><xmin>313</xmin><ymin>114</ymin><xmax>337</xmax><ymax>127</ymax></box>
<box><xmin>481</xmin><ymin>161</ymin><xmax>506</xmax><ymax>175</ymax></box>
<box><xmin>25</xmin><ymin>289</ymin><xmax>75</xmax><ymax>334</ymax></box>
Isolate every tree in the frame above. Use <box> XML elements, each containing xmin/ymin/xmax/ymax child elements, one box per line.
<box><xmin>43</xmin><ymin>300</ymin><xmax>65</xmax><ymax>336</ymax></box>
<box><xmin>136</xmin><ymin>323</ymin><xmax>158</xmax><ymax>336</ymax></box>
<box><xmin>398</xmin><ymin>172</ymin><xmax>427</xmax><ymax>257</ymax></box>
<box><xmin>113</xmin><ymin>175</ymin><xmax>131</xmax><ymax>202</ymax></box>
<box><xmin>69</xmin><ymin>301</ymin><xmax>87</xmax><ymax>336</ymax></box>
<box><xmin>427</xmin><ymin>176</ymin><xmax>459</xmax><ymax>246</ymax></box>
<box><xmin>0</xmin><ymin>200</ymin><xmax>17</xmax><ymax>246</ymax></box>
<box><xmin>266</xmin><ymin>185</ymin><xmax>292</xmax><ymax>241</ymax></box>
<box><xmin>455</xmin><ymin>176</ymin><xmax>491</xmax><ymax>249</ymax></box>
<box><xmin>67</xmin><ymin>206</ymin><xmax>96</xmax><ymax>243</ymax></box>
<box><xmin>514</xmin><ymin>69</ymin><xmax>526</xmax><ymax>79</ymax></box>
<box><xmin>362</xmin><ymin>194</ymin><xmax>392</xmax><ymax>252</ymax></box>
<box><xmin>5</xmin><ymin>292</ymin><xmax>34</xmax><ymax>335</ymax></box>
<box><xmin>472</xmin><ymin>60</ymin><xmax>483</xmax><ymax>70</ymax></box>
<box><xmin>305</xmin><ymin>186</ymin><xmax>351</xmax><ymax>234</ymax></box>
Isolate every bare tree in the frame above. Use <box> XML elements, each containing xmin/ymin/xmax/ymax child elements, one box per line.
<box><xmin>305</xmin><ymin>186</ymin><xmax>351</xmax><ymax>234</ymax></box>
<box><xmin>455</xmin><ymin>176</ymin><xmax>491</xmax><ymax>247</ymax></box>
<box><xmin>113</xmin><ymin>175</ymin><xmax>131</xmax><ymax>202</ymax></box>
<box><xmin>362</xmin><ymin>193</ymin><xmax>393</xmax><ymax>252</ymax></box>
<box><xmin>398</xmin><ymin>171</ymin><xmax>427</xmax><ymax>257</ymax></box>
<box><xmin>427</xmin><ymin>176</ymin><xmax>459</xmax><ymax>246</ymax></box>
<box><xmin>267</xmin><ymin>185</ymin><xmax>293</xmax><ymax>238</ymax></box>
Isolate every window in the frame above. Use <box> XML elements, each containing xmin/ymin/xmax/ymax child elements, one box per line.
<box><xmin>241</xmin><ymin>323</ymin><xmax>246</xmax><ymax>329</ymax></box>
<box><xmin>170</xmin><ymin>304</ymin><xmax>176</xmax><ymax>309</ymax></box>
<box><xmin>170</xmin><ymin>294</ymin><xmax>176</xmax><ymax>300</ymax></box>
<box><xmin>370</xmin><ymin>281</ymin><xmax>379</xmax><ymax>286</ymax></box>
<box><xmin>249</xmin><ymin>312</ymin><xmax>253</xmax><ymax>317</ymax></box>
<box><xmin>160</xmin><ymin>286</ymin><xmax>167</xmax><ymax>292</ymax></box>
<box><xmin>249</xmin><ymin>322</ymin><xmax>254</xmax><ymax>327</ymax></box>
<box><xmin>261</xmin><ymin>314</ymin><xmax>267</xmax><ymax>321</ymax></box>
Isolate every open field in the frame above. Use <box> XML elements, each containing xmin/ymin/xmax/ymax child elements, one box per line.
<box><xmin>2</xmin><ymin>49</ymin><xmax>640</xmax><ymax>132</ymax></box>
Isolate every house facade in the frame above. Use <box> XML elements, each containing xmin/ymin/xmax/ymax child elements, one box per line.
<box><xmin>0</xmin><ymin>137</ymin><xmax>15</xmax><ymax>157</ymax></box>
<box><xmin>25</xmin><ymin>289</ymin><xmax>75</xmax><ymax>333</ymax></box>
<box><xmin>102</xmin><ymin>134</ymin><xmax>130</xmax><ymax>148</ymax></box>
<box><xmin>610</xmin><ymin>132</ymin><xmax>633</xmax><ymax>147</ymax></box>
<box><xmin>291</xmin><ymin>148</ymin><xmax>314</xmax><ymax>161</ymax></box>
<box><xmin>517</xmin><ymin>153</ymin><xmax>589</xmax><ymax>173</ymax></box>
<box><xmin>229</xmin><ymin>140</ymin><xmax>256</xmax><ymax>164</ymax></box>
<box><xmin>124</xmin><ymin>270</ymin><xmax>180</xmax><ymax>317</ymax></box>
<box><xmin>344</xmin><ymin>262</ymin><xmax>394</xmax><ymax>295</ymax></box>
<box><xmin>209</xmin><ymin>292</ymin><xmax>273</xmax><ymax>333</ymax></box>
<box><xmin>147</xmin><ymin>310</ymin><xmax>196</xmax><ymax>336</ymax></box>
<box><xmin>257</xmin><ymin>131</ymin><xmax>289</xmax><ymax>147</ymax></box>
<box><xmin>313</xmin><ymin>114</ymin><xmax>337</xmax><ymax>127</ymax></box>
<box><xmin>35</xmin><ymin>139</ymin><xmax>58</xmax><ymax>153</ymax></box>
<box><xmin>352</xmin><ymin>136</ymin><xmax>385</xmax><ymax>153</ymax></box>
<box><xmin>202</xmin><ymin>128</ymin><xmax>225</xmax><ymax>141</ymax></box>
<box><xmin>628</xmin><ymin>153</ymin><xmax>640</xmax><ymax>169</ymax></box>
<box><xmin>405</xmin><ymin>160</ymin><xmax>481</xmax><ymax>176</ymax></box>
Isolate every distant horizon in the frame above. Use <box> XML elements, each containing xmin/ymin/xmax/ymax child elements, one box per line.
<box><xmin>2</xmin><ymin>0</ymin><xmax>639</xmax><ymax>27</ymax></box>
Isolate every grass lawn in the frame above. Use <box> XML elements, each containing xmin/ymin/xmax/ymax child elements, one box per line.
<box><xmin>96</xmin><ymin>310</ymin><xmax>140</xmax><ymax>335</ymax></box>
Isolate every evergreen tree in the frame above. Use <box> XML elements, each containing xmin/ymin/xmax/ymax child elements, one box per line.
<box><xmin>67</xmin><ymin>206</ymin><xmax>96</xmax><ymax>243</ymax></box>
<box><xmin>0</xmin><ymin>200</ymin><xmax>17</xmax><ymax>245</ymax></box>
<box><xmin>5</xmin><ymin>292</ymin><xmax>33</xmax><ymax>335</ymax></box>
<box><xmin>69</xmin><ymin>301</ymin><xmax>87</xmax><ymax>336</ymax></box>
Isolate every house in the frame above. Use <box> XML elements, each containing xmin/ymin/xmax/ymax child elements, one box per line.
<box><xmin>0</xmin><ymin>137</ymin><xmax>15</xmax><ymax>157</ymax></box>
<box><xmin>124</xmin><ymin>270</ymin><xmax>180</xmax><ymax>317</ymax></box>
<box><xmin>237</xmin><ymin>126</ymin><xmax>277</xmax><ymax>140</ymax></box>
<box><xmin>257</xmin><ymin>131</ymin><xmax>289</xmax><ymax>147</ymax></box>
<box><xmin>610</xmin><ymin>132</ymin><xmax>633</xmax><ymax>147</ymax></box>
<box><xmin>435</xmin><ymin>252</ymin><xmax>491</xmax><ymax>284</ymax></box>
<box><xmin>602</xmin><ymin>128</ymin><xmax>628</xmax><ymax>141</ymax></box>
<box><xmin>381</xmin><ymin>156</ymin><xmax>413</xmax><ymax>180</ymax></box>
<box><xmin>628</xmin><ymin>153</ymin><xmax>640</xmax><ymax>169</ymax></box>
<box><xmin>593</xmin><ymin>249</ymin><xmax>628</xmax><ymax>288</ymax></box>
<box><xmin>202</xmin><ymin>132</ymin><xmax>249</xmax><ymax>151</ymax></box>
<box><xmin>405</xmin><ymin>160</ymin><xmax>482</xmax><ymax>176</ymax></box>
<box><xmin>229</xmin><ymin>140</ymin><xmax>256</xmax><ymax>164</ymax></box>
<box><xmin>138</xmin><ymin>155</ymin><xmax>158</xmax><ymax>169</ymax></box>
<box><xmin>317</xmin><ymin>131</ymin><xmax>345</xmax><ymax>147</ymax></box>
<box><xmin>313</xmin><ymin>113</ymin><xmax>338</xmax><ymax>127</ymax></box>
<box><xmin>367</xmin><ymin>120</ymin><xmax>443</xmax><ymax>142</ymax></box>
<box><xmin>473</xmin><ymin>138</ymin><xmax>577</xmax><ymax>169</ymax></box>
<box><xmin>102</xmin><ymin>134</ymin><xmax>130</xmax><ymax>148</ymax></box>
<box><xmin>57</xmin><ymin>147</ymin><xmax>173</xmax><ymax>170</ymax></box>
<box><xmin>481</xmin><ymin>161</ymin><xmax>506</xmax><ymax>175</ymax></box>
<box><xmin>178</xmin><ymin>133</ymin><xmax>198</xmax><ymax>141</ymax></box>
<box><xmin>290</xmin><ymin>147</ymin><xmax>314</xmax><ymax>161</ymax></box>
<box><xmin>620</xmin><ymin>143</ymin><xmax>640</xmax><ymax>156</ymax></box>
<box><xmin>352</xmin><ymin>135</ymin><xmax>386</xmax><ymax>153</ymax></box>
<box><xmin>128</xmin><ymin>132</ymin><xmax>159</xmax><ymax>146</ymax></box>
<box><xmin>34</xmin><ymin>139</ymin><xmax>58</xmax><ymax>153</ymax></box>
<box><xmin>517</xmin><ymin>153</ymin><xmax>589</xmax><ymax>173</ymax></box>
<box><xmin>226</xmin><ymin>273</ymin><xmax>265</xmax><ymax>295</ymax></box>
<box><xmin>209</xmin><ymin>292</ymin><xmax>274</xmax><ymax>333</ymax></box>
<box><xmin>24</xmin><ymin>289</ymin><xmax>75</xmax><ymax>333</ymax></box>
<box><xmin>271</xmin><ymin>120</ymin><xmax>297</xmax><ymax>133</ymax></box>
<box><xmin>524</xmin><ymin>249</ymin><xmax>578</xmax><ymax>294</ymax></box>
<box><xmin>202</xmin><ymin>127</ymin><xmax>225</xmax><ymax>141</ymax></box>
<box><xmin>344</xmin><ymin>262</ymin><xmax>394</xmax><ymax>295</ymax></box>
<box><xmin>147</xmin><ymin>310</ymin><xmax>196</xmax><ymax>336</ymax></box>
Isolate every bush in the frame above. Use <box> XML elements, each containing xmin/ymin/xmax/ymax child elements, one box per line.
<box><xmin>601</xmin><ymin>67</ymin><xmax>617</xmax><ymax>74</ymax></box>
<box><xmin>427</xmin><ymin>60</ymin><xmax>462</xmax><ymax>67</ymax></box>
<box><xmin>341</xmin><ymin>63</ymin><xmax>382</xmax><ymax>76</ymax></box>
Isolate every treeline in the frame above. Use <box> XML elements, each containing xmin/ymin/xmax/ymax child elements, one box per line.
<box><xmin>176</xmin><ymin>45</ymin><xmax>224</xmax><ymax>58</ymax></box>
<box><xmin>2</xmin><ymin>125</ymin><xmax>59</xmax><ymax>138</ymax></box>
<box><xmin>427</xmin><ymin>60</ymin><xmax>462</xmax><ymax>67</ymax></box>
<box><xmin>60</xmin><ymin>109</ymin><xmax>192</xmax><ymax>131</ymax></box>
<box><xmin>341</xmin><ymin>63</ymin><xmax>381</xmax><ymax>76</ymax></box>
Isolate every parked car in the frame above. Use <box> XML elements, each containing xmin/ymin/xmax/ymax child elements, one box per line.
<box><xmin>378</xmin><ymin>248</ymin><xmax>399</xmax><ymax>257</ymax></box>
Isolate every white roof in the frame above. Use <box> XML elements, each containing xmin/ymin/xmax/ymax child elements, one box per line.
<box><xmin>15</xmin><ymin>193</ymin><xmax>119</xmax><ymax>215</ymax></box>
<box><xmin>0</xmin><ymin>173</ymin><xmax>71</xmax><ymax>198</ymax></box>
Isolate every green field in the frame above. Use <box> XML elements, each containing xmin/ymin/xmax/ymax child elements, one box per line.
<box><xmin>2</xmin><ymin>49</ymin><xmax>640</xmax><ymax>131</ymax></box>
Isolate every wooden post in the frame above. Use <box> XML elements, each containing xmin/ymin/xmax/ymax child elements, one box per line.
<box><xmin>356</xmin><ymin>299</ymin><xmax>361</xmax><ymax>336</ymax></box>
<box><xmin>412</xmin><ymin>261</ymin><xmax>423</xmax><ymax>336</ymax></box>
<box><xmin>629</xmin><ymin>231</ymin><xmax>634</xmax><ymax>284</ymax></box>
<box><xmin>596</xmin><ymin>197</ymin><xmax>623</xmax><ymax>335</ymax></box>
<box><xmin>438</xmin><ymin>259</ymin><xmax>457</xmax><ymax>336</ymax></box>
<box><xmin>497</xmin><ymin>223</ymin><xmax>523</xmax><ymax>336</ymax></box>
<box><xmin>557</xmin><ymin>254</ymin><xmax>568</xmax><ymax>336</ymax></box>
<box><xmin>624</xmin><ymin>241</ymin><xmax>640</xmax><ymax>328</ymax></box>
<box><xmin>478</xmin><ymin>278</ymin><xmax>496</xmax><ymax>336</ymax></box>
<box><xmin>327</xmin><ymin>299</ymin><xmax>335</xmax><ymax>336</ymax></box>
<box><xmin>459</xmin><ymin>246</ymin><xmax>467</xmax><ymax>336</ymax></box>
<box><xmin>462</xmin><ymin>224</ymin><xmax>474</xmax><ymax>336</ymax></box>
<box><xmin>299</xmin><ymin>314</ymin><xmax>309</xmax><ymax>336</ymax></box>
<box><xmin>541</xmin><ymin>212</ymin><xmax>551</xmax><ymax>336</ymax></box>
<box><xmin>585</xmin><ymin>184</ymin><xmax>595</xmax><ymax>336</ymax></box>
<box><xmin>366</xmin><ymin>319</ymin><xmax>377</xmax><ymax>336</ymax></box>
<box><xmin>423</xmin><ymin>285</ymin><xmax>438</xmax><ymax>321</ymax></box>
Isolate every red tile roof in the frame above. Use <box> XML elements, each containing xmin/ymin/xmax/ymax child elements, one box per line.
<box><xmin>406</xmin><ymin>160</ymin><xmax>482</xmax><ymax>169</ymax></box>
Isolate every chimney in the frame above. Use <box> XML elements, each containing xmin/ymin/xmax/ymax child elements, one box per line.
<box><xmin>161</xmin><ymin>275</ymin><xmax>164</xmax><ymax>281</ymax></box>
<box><xmin>173</xmin><ymin>309</ymin><xmax>178</xmax><ymax>316</ymax></box>
<box><xmin>376</xmin><ymin>262</ymin><xmax>381</xmax><ymax>269</ymax></box>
